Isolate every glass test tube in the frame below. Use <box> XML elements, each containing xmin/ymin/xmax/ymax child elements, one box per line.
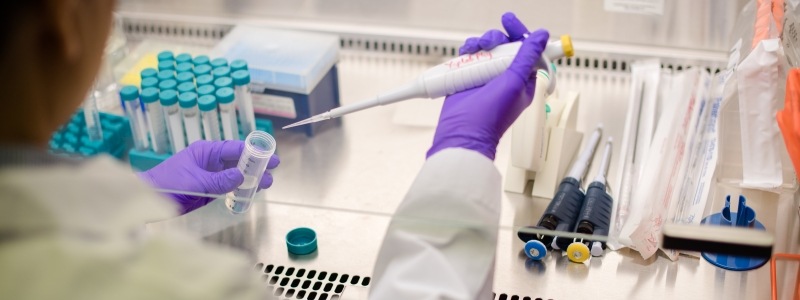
<box><xmin>160</xmin><ymin>90</ymin><xmax>185</xmax><ymax>154</ymax></box>
<box><xmin>140</xmin><ymin>87</ymin><xmax>169</xmax><ymax>154</ymax></box>
<box><xmin>225</xmin><ymin>130</ymin><xmax>276</xmax><ymax>214</ymax></box>
<box><xmin>198</xmin><ymin>95</ymin><xmax>221</xmax><ymax>141</ymax></box>
<box><xmin>179</xmin><ymin>92</ymin><xmax>202</xmax><ymax>144</ymax></box>
<box><xmin>83</xmin><ymin>85</ymin><xmax>103</xmax><ymax>142</ymax></box>
<box><xmin>232</xmin><ymin>70</ymin><xmax>257</xmax><ymax>136</ymax></box>
<box><xmin>216</xmin><ymin>87</ymin><xmax>239</xmax><ymax>140</ymax></box>
<box><xmin>119</xmin><ymin>86</ymin><xmax>149</xmax><ymax>150</ymax></box>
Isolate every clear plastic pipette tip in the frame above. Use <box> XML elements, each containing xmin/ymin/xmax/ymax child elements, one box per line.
<box><xmin>593</xmin><ymin>137</ymin><xmax>613</xmax><ymax>185</ymax></box>
<box><xmin>282</xmin><ymin>112</ymin><xmax>331</xmax><ymax>129</ymax></box>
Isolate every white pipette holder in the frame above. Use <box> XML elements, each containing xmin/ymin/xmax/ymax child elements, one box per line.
<box><xmin>505</xmin><ymin>90</ymin><xmax>583</xmax><ymax>198</ymax></box>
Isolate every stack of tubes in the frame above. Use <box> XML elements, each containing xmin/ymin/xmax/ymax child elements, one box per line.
<box><xmin>120</xmin><ymin>51</ymin><xmax>258</xmax><ymax>155</ymax></box>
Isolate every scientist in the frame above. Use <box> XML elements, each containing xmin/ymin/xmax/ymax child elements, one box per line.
<box><xmin>0</xmin><ymin>0</ymin><xmax>548</xmax><ymax>299</ymax></box>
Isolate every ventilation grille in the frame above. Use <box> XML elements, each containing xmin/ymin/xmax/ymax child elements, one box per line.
<box><xmin>256</xmin><ymin>263</ymin><xmax>371</xmax><ymax>300</ymax></box>
<box><xmin>120</xmin><ymin>18</ymin><xmax>722</xmax><ymax>74</ymax></box>
<box><xmin>493</xmin><ymin>294</ymin><xmax>554</xmax><ymax>300</ymax></box>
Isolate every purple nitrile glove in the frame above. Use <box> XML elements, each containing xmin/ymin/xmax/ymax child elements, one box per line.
<box><xmin>139</xmin><ymin>140</ymin><xmax>280</xmax><ymax>214</ymax></box>
<box><xmin>427</xmin><ymin>13</ymin><xmax>550</xmax><ymax>160</ymax></box>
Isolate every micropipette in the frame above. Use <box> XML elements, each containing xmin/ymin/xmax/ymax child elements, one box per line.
<box><xmin>559</xmin><ymin>138</ymin><xmax>614</xmax><ymax>263</ymax></box>
<box><xmin>283</xmin><ymin>35</ymin><xmax>574</xmax><ymax>129</ymax></box>
<box><xmin>518</xmin><ymin>125</ymin><xmax>602</xmax><ymax>260</ymax></box>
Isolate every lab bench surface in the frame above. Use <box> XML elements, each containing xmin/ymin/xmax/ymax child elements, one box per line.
<box><xmin>147</xmin><ymin>52</ymin><xmax>771</xmax><ymax>300</ymax></box>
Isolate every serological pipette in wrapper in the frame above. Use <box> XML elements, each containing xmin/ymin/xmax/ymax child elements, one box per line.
<box><xmin>283</xmin><ymin>35</ymin><xmax>574</xmax><ymax>129</ymax></box>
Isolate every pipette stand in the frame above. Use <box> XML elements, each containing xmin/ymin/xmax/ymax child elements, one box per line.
<box><xmin>505</xmin><ymin>91</ymin><xmax>582</xmax><ymax>199</ymax></box>
<box><xmin>700</xmin><ymin>195</ymin><xmax>768</xmax><ymax>271</ymax></box>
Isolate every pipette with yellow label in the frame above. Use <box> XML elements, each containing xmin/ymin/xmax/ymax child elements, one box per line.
<box><xmin>283</xmin><ymin>35</ymin><xmax>574</xmax><ymax>129</ymax></box>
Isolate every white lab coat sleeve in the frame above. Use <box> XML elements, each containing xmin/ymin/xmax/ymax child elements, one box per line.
<box><xmin>370</xmin><ymin>148</ymin><xmax>501</xmax><ymax>300</ymax></box>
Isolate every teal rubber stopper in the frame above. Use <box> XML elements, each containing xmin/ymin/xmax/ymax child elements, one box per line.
<box><xmin>175</xmin><ymin>62</ymin><xmax>194</xmax><ymax>73</ymax></box>
<box><xmin>230</xmin><ymin>59</ymin><xmax>248</xmax><ymax>72</ymax></box>
<box><xmin>214</xmin><ymin>77</ymin><xmax>234</xmax><ymax>89</ymax></box>
<box><xmin>210</xmin><ymin>58</ymin><xmax>228</xmax><ymax>68</ymax></box>
<box><xmin>193</xmin><ymin>64</ymin><xmax>212</xmax><ymax>76</ymax></box>
<box><xmin>178</xmin><ymin>92</ymin><xmax>198</xmax><ymax>108</ymax></box>
<box><xmin>196</xmin><ymin>74</ymin><xmax>214</xmax><ymax>87</ymax></box>
<box><xmin>119</xmin><ymin>86</ymin><xmax>139</xmax><ymax>101</ymax></box>
<box><xmin>160</xmin><ymin>90</ymin><xmax>179</xmax><ymax>106</ymax></box>
<box><xmin>177</xmin><ymin>82</ymin><xmax>196</xmax><ymax>94</ymax></box>
<box><xmin>157</xmin><ymin>51</ymin><xmax>174</xmax><ymax>62</ymax></box>
<box><xmin>175</xmin><ymin>53</ymin><xmax>192</xmax><ymax>64</ymax></box>
<box><xmin>197</xmin><ymin>85</ymin><xmax>216</xmax><ymax>96</ymax></box>
<box><xmin>192</xmin><ymin>55</ymin><xmax>210</xmax><ymax>66</ymax></box>
<box><xmin>141</xmin><ymin>77</ymin><xmax>159</xmax><ymax>89</ymax></box>
<box><xmin>286</xmin><ymin>227</ymin><xmax>317</xmax><ymax>255</ymax></box>
<box><xmin>212</xmin><ymin>66</ymin><xmax>231</xmax><ymax>79</ymax></box>
<box><xmin>140</xmin><ymin>87</ymin><xmax>160</xmax><ymax>104</ymax></box>
<box><xmin>198</xmin><ymin>95</ymin><xmax>217</xmax><ymax>111</ymax></box>
<box><xmin>158</xmin><ymin>60</ymin><xmax>175</xmax><ymax>72</ymax></box>
<box><xmin>176</xmin><ymin>72</ymin><xmax>194</xmax><ymax>84</ymax></box>
<box><xmin>215</xmin><ymin>87</ymin><xmax>235</xmax><ymax>104</ymax></box>
<box><xmin>157</xmin><ymin>70</ymin><xmax>175</xmax><ymax>81</ymax></box>
<box><xmin>232</xmin><ymin>70</ymin><xmax>251</xmax><ymax>86</ymax></box>
<box><xmin>158</xmin><ymin>79</ymin><xmax>178</xmax><ymax>91</ymax></box>
<box><xmin>140</xmin><ymin>68</ymin><xmax>158</xmax><ymax>79</ymax></box>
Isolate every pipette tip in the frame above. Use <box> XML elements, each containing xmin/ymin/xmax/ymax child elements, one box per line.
<box><xmin>282</xmin><ymin>113</ymin><xmax>330</xmax><ymax>129</ymax></box>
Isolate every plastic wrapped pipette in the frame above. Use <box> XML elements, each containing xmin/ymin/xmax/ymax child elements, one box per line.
<box><xmin>284</xmin><ymin>35</ymin><xmax>574</xmax><ymax>129</ymax></box>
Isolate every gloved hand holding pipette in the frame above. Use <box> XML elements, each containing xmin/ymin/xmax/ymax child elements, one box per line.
<box><xmin>429</xmin><ymin>13</ymin><xmax>549</xmax><ymax>160</ymax></box>
<box><xmin>138</xmin><ymin>140</ymin><xmax>280</xmax><ymax>214</ymax></box>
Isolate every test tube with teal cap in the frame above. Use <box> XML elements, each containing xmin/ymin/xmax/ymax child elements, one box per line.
<box><xmin>198</xmin><ymin>85</ymin><xmax>216</xmax><ymax>97</ymax></box>
<box><xmin>140</xmin><ymin>68</ymin><xmax>158</xmax><ymax>80</ymax></box>
<box><xmin>157</xmin><ymin>51</ymin><xmax>174</xmax><ymax>62</ymax></box>
<box><xmin>158</xmin><ymin>60</ymin><xmax>175</xmax><ymax>72</ymax></box>
<box><xmin>160</xmin><ymin>90</ymin><xmax>184</xmax><ymax>153</ymax></box>
<box><xmin>120</xmin><ymin>86</ymin><xmax>150</xmax><ymax>150</ymax></box>
<box><xmin>210</xmin><ymin>58</ymin><xmax>228</xmax><ymax>69</ymax></box>
<box><xmin>141</xmin><ymin>87</ymin><xmax>169</xmax><ymax>154</ymax></box>
<box><xmin>177</xmin><ymin>82</ymin><xmax>196</xmax><ymax>94</ymax></box>
<box><xmin>212</xmin><ymin>66</ymin><xmax>231</xmax><ymax>79</ymax></box>
<box><xmin>192</xmin><ymin>55</ymin><xmax>210</xmax><ymax>66</ymax></box>
<box><xmin>230</xmin><ymin>59</ymin><xmax>248</xmax><ymax>72</ymax></box>
<box><xmin>199</xmin><ymin>95</ymin><xmax>221</xmax><ymax>141</ymax></box>
<box><xmin>214</xmin><ymin>77</ymin><xmax>234</xmax><ymax>89</ymax></box>
<box><xmin>141</xmin><ymin>77</ymin><xmax>159</xmax><ymax>90</ymax></box>
<box><xmin>232</xmin><ymin>70</ymin><xmax>256</xmax><ymax>136</ymax></box>
<box><xmin>175</xmin><ymin>53</ymin><xmax>192</xmax><ymax>65</ymax></box>
<box><xmin>175</xmin><ymin>62</ymin><xmax>193</xmax><ymax>74</ymax></box>
<box><xmin>157</xmin><ymin>70</ymin><xmax>175</xmax><ymax>82</ymax></box>
<box><xmin>176</xmin><ymin>72</ymin><xmax>194</xmax><ymax>85</ymax></box>
<box><xmin>179</xmin><ymin>92</ymin><xmax>202</xmax><ymax>144</ymax></box>
<box><xmin>158</xmin><ymin>79</ymin><xmax>178</xmax><ymax>92</ymax></box>
<box><xmin>196</xmin><ymin>74</ymin><xmax>214</xmax><ymax>87</ymax></box>
<box><xmin>216</xmin><ymin>87</ymin><xmax>238</xmax><ymax>140</ymax></box>
<box><xmin>193</xmin><ymin>64</ymin><xmax>212</xmax><ymax>77</ymax></box>
<box><xmin>83</xmin><ymin>83</ymin><xmax>103</xmax><ymax>142</ymax></box>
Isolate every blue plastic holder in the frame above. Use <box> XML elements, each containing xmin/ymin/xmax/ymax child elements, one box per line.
<box><xmin>49</xmin><ymin>109</ymin><xmax>132</xmax><ymax>159</ymax></box>
<box><xmin>700</xmin><ymin>195</ymin><xmax>768</xmax><ymax>271</ymax></box>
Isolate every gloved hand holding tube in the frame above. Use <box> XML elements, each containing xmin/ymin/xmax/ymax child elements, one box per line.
<box><xmin>138</xmin><ymin>140</ymin><xmax>280</xmax><ymax>214</ymax></box>
<box><xmin>427</xmin><ymin>13</ymin><xmax>550</xmax><ymax>160</ymax></box>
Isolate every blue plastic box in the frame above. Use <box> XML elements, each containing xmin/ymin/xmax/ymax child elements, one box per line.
<box><xmin>49</xmin><ymin>110</ymin><xmax>132</xmax><ymax>159</ymax></box>
<box><xmin>212</xmin><ymin>26</ymin><xmax>341</xmax><ymax>136</ymax></box>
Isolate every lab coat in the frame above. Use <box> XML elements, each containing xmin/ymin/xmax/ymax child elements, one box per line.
<box><xmin>370</xmin><ymin>148</ymin><xmax>501</xmax><ymax>300</ymax></box>
<box><xmin>0</xmin><ymin>148</ymin><xmax>499</xmax><ymax>300</ymax></box>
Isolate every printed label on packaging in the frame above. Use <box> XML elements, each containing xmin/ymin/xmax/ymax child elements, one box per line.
<box><xmin>251</xmin><ymin>93</ymin><xmax>297</xmax><ymax>119</ymax></box>
<box><xmin>604</xmin><ymin>0</ymin><xmax>664</xmax><ymax>15</ymax></box>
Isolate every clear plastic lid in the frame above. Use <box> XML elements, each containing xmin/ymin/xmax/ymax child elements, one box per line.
<box><xmin>212</xmin><ymin>25</ymin><xmax>339</xmax><ymax>95</ymax></box>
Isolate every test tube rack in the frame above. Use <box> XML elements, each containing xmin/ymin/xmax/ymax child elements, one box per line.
<box><xmin>49</xmin><ymin>109</ymin><xmax>132</xmax><ymax>159</ymax></box>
